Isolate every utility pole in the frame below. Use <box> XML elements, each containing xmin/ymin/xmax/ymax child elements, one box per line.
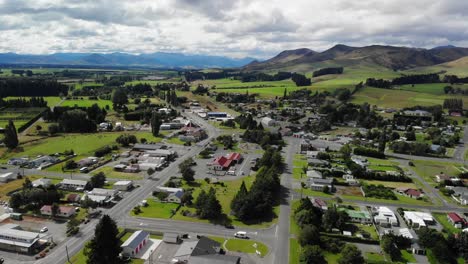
<box><xmin>66</xmin><ymin>245</ymin><xmax>71</xmax><ymax>263</ymax></box>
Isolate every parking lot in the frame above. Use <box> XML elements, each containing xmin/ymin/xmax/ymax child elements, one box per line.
<box><xmin>192</xmin><ymin>143</ymin><xmax>263</xmax><ymax>181</ymax></box>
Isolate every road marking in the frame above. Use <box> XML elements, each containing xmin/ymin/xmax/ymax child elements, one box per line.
<box><xmin>275</xmin><ymin>226</ymin><xmax>279</xmax><ymax>237</ymax></box>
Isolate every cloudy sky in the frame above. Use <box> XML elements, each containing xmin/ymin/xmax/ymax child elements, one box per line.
<box><xmin>1</xmin><ymin>0</ymin><xmax>468</xmax><ymax>58</ymax></box>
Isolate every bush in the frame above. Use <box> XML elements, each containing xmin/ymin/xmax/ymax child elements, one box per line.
<box><xmin>94</xmin><ymin>145</ymin><xmax>113</xmax><ymax>157</ymax></box>
<box><xmin>353</xmin><ymin>147</ymin><xmax>385</xmax><ymax>159</ymax></box>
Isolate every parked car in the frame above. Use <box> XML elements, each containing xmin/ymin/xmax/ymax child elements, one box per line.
<box><xmin>40</xmin><ymin>227</ymin><xmax>48</xmax><ymax>233</ymax></box>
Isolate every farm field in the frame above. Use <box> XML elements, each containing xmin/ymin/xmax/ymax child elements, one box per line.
<box><xmin>60</xmin><ymin>97</ymin><xmax>113</xmax><ymax>108</ymax></box>
<box><xmin>0</xmin><ymin>132</ymin><xmax>161</xmax><ymax>162</ymax></box>
<box><xmin>396</xmin><ymin>83</ymin><xmax>468</xmax><ymax>95</ymax></box>
<box><xmin>352</xmin><ymin>86</ymin><xmax>468</xmax><ymax>109</ymax></box>
<box><xmin>0</xmin><ymin>107</ymin><xmax>46</xmax><ymax>129</ymax></box>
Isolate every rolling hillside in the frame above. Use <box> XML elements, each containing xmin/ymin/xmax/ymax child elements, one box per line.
<box><xmin>244</xmin><ymin>44</ymin><xmax>468</xmax><ymax>72</ymax></box>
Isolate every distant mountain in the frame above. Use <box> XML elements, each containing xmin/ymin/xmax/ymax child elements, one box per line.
<box><xmin>244</xmin><ymin>44</ymin><xmax>468</xmax><ymax>72</ymax></box>
<box><xmin>0</xmin><ymin>52</ymin><xmax>256</xmax><ymax>68</ymax></box>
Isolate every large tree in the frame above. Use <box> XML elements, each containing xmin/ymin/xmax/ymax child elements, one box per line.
<box><xmin>338</xmin><ymin>244</ymin><xmax>364</xmax><ymax>264</ymax></box>
<box><xmin>4</xmin><ymin>120</ymin><xmax>18</xmax><ymax>149</ymax></box>
<box><xmin>112</xmin><ymin>88</ymin><xmax>128</xmax><ymax>109</ymax></box>
<box><xmin>195</xmin><ymin>188</ymin><xmax>222</xmax><ymax>220</ymax></box>
<box><xmin>300</xmin><ymin>245</ymin><xmax>326</xmax><ymax>264</ymax></box>
<box><xmin>90</xmin><ymin>172</ymin><xmax>106</xmax><ymax>188</ymax></box>
<box><xmin>150</xmin><ymin>111</ymin><xmax>162</xmax><ymax>136</ymax></box>
<box><xmin>298</xmin><ymin>225</ymin><xmax>320</xmax><ymax>246</ymax></box>
<box><xmin>85</xmin><ymin>215</ymin><xmax>126</xmax><ymax>264</ymax></box>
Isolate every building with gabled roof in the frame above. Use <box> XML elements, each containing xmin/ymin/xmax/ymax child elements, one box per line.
<box><xmin>121</xmin><ymin>230</ymin><xmax>150</xmax><ymax>257</ymax></box>
<box><xmin>0</xmin><ymin>224</ymin><xmax>42</xmax><ymax>253</ymax></box>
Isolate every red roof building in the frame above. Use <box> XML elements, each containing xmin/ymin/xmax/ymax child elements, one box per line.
<box><xmin>40</xmin><ymin>205</ymin><xmax>76</xmax><ymax>218</ymax></box>
<box><xmin>208</xmin><ymin>153</ymin><xmax>243</xmax><ymax>171</ymax></box>
<box><xmin>447</xmin><ymin>212</ymin><xmax>466</xmax><ymax>228</ymax></box>
<box><xmin>404</xmin><ymin>189</ymin><xmax>423</xmax><ymax>199</ymax></box>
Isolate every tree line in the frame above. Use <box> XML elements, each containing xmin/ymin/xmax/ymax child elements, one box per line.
<box><xmin>0</xmin><ymin>78</ymin><xmax>68</xmax><ymax>97</ymax></box>
<box><xmin>313</xmin><ymin>67</ymin><xmax>344</xmax><ymax>77</ymax></box>
<box><xmin>366</xmin><ymin>73</ymin><xmax>441</xmax><ymax>88</ymax></box>
<box><xmin>0</xmin><ymin>97</ymin><xmax>48</xmax><ymax>108</ymax></box>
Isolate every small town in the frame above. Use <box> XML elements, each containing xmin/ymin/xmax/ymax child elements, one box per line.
<box><xmin>1</xmin><ymin>1</ymin><xmax>468</xmax><ymax>264</ymax></box>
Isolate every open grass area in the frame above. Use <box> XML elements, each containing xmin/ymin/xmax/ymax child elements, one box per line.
<box><xmin>352</xmin><ymin>86</ymin><xmax>468</xmax><ymax>109</ymax></box>
<box><xmin>224</xmin><ymin>238</ymin><xmax>268</xmax><ymax>257</ymax></box>
<box><xmin>166</xmin><ymin>137</ymin><xmax>185</xmax><ymax>145</ymax></box>
<box><xmin>0</xmin><ymin>133</ymin><xmax>121</xmax><ymax>161</ymax></box>
<box><xmin>289</xmin><ymin>238</ymin><xmax>300</xmax><ymax>264</ymax></box>
<box><xmin>92</xmin><ymin>166</ymin><xmax>144</xmax><ymax>180</ymax></box>
<box><xmin>341</xmin><ymin>193</ymin><xmax>432</xmax><ymax>206</ymax></box>
<box><xmin>297</xmin><ymin>188</ymin><xmax>334</xmax><ymax>198</ymax></box>
<box><xmin>290</xmin><ymin>200</ymin><xmax>301</xmax><ymax>236</ymax></box>
<box><xmin>172</xmin><ymin>175</ymin><xmax>279</xmax><ymax>228</ymax></box>
<box><xmin>0</xmin><ymin>107</ymin><xmax>46</xmax><ymax>129</ymax></box>
<box><xmin>433</xmin><ymin>212</ymin><xmax>461</xmax><ymax>235</ymax></box>
<box><xmin>5</xmin><ymin>96</ymin><xmax>63</xmax><ymax>107</ymax></box>
<box><xmin>61</xmin><ymin>97</ymin><xmax>112</xmax><ymax>108</ymax></box>
<box><xmin>412</xmin><ymin>160</ymin><xmax>463</xmax><ymax>186</ymax></box>
<box><xmin>130</xmin><ymin>199</ymin><xmax>179</xmax><ymax>218</ymax></box>
<box><xmin>292</xmin><ymin>154</ymin><xmax>308</xmax><ymax>180</ymax></box>
<box><xmin>366</xmin><ymin>252</ymin><xmax>387</xmax><ymax>263</ymax></box>
<box><xmin>0</xmin><ymin>175</ymin><xmax>40</xmax><ymax>201</ymax></box>
<box><xmin>355</xmin><ymin>223</ymin><xmax>379</xmax><ymax>240</ymax></box>
<box><xmin>362</xmin><ymin>180</ymin><xmax>418</xmax><ymax>189</ymax></box>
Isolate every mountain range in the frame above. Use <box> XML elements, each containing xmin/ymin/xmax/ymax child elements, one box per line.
<box><xmin>244</xmin><ymin>44</ymin><xmax>468</xmax><ymax>72</ymax></box>
<box><xmin>0</xmin><ymin>52</ymin><xmax>256</xmax><ymax>68</ymax></box>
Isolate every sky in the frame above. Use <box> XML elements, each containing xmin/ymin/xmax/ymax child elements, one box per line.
<box><xmin>0</xmin><ymin>0</ymin><xmax>468</xmax><ymax>58</ymax></box>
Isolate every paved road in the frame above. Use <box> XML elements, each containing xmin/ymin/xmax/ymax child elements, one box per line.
<box><xmin>273</xmin><ymin>137</ymin><xmax>299</xmax><ymax>264</ymax></box>
<box><xmin>35</xmin><ymin>110</ymin><xmax>221</xmax><ymax>264</ymax></box>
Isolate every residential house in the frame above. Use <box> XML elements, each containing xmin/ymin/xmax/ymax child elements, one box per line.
<box><xmin>340</xmin><ymin>209</ymin><xmax>372</xmax><ymax>224</ymax></box>
<box><xmin>396</xmin><ymin>188</ymin><xmax>424</xmax><ymax>199</ymax></box>
<box><xmin>7</xmin><ymin>157</ymin><xmax>29</xmax><ymax>166</ymax></box>
<box><xmin>0</xmin><ymin>172</ymin><xmax>15</xmax><ymax>183</ymax></box>
<box><xmin>67</xmin><ymin>193</ymin><xmax>81</xmax><ymax>203</ymax></box>
<box><xmin>32</xmin><ymin>178</ymin><xmax>52</xmax><ymax>188</ymax></box>
<box><xmin>343</xmin><ymin>174</ymin><xmax>360</xmax><ymax>186</ymax></box>
<box><xmin>147</xmin><ymin>149</ymin><xmax>175</xmax><ymax>159</ymax></box>
<box><xmin>306</xmin><ymin>151</ymin><xmax>319</xmax><ymax>159</ymax></box>
<box><xmin>173</xmin><ymin>236</ymin><xmax>240</xmax><ymax>264</ymax></box>
<box><xmin>155</xmin><ymin>187</ymin><xmax>185</xmax><ymax>204</ymax></box>
<box><xmin>306</xmin><ymin>170</ymin><xmax>322</xmax><ymax>179</ymax></box>
<box><xmin>307</xmin><ymin>177</ymin><xmax>334</xmax><ymax>192</ymax></box>
<box><xmin>403</xmin><ymin>211</ymin><xmax>435</xmax><ymax>229</ymax></box>
<box><xmin>307</xmin><ymin>158</ymin><xmax>329</xmax><ymax>167</ymax></box>
<box><xmin>59</xmin><ymin>179</ymin><xmax>89</xmax><ymax>191</ymax></box>
<box><xmin>373</xmin><ymin>207</ymin><xmax>399</xmax><ymax>227</ymax></box>
<box><xmin>300</xmin><ymin>139</ymin><xmax>314</xmax><ymax>153</ymax></box>
<box><xmin>207</xmin><ymin>112</ymin><xmax>228</xmax><ymax>118</ymax></box>
<box><xmin>261</xmin><ymin>117</ymin><xmax>276</xmax><ymax>127</ymax></box>
<box><xmin>88</xmin><ymin>188</ymin><xmax>117</xmax><ymax>197</ymax></box>
<box><xmin>447</xmin><ymin>213</ymin><xmax>466</xmax><ymax>229</ymax></box>
<box><xmin>40</xmin><ymin>205</ymin><xmax>76</xmax><ymax>218</ymax></box>
<box><xmin>179</xmin><ymin>127</ymin><xmax>207</xmax><ymax>142</ymax></box>
<box><xmin>28</xmin><ymin>155</ymin><xmax>59</xmax><ymax>168</ymax></box>
<box><xmin>311</xmin><ymin>198</ymin><xmax>328</xmax><ymax>211</ymax></box>
<box><xmin>121</xmin><ymin>230</ymin><xmax>150</xmax><ymax>257</ymax></box>
<box><xmin>77</xmin><ymin>157</ymin><xmax>99</xmax><ymax>168</ymax></box>
<box><xmin>435</xmin><ymin>173</ymin><xmax>451</xmax><ymax>183</ymax></box>
<box><xmin>279</xmin><ymin>127</ymin><xmax>293</xmax><ymax>137</ymax></box>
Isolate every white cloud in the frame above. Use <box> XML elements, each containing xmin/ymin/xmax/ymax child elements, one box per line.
<box><xmin>0</xmin><ymin>0</ymin><xmax>467</xmax><ymax>58</ymax></box>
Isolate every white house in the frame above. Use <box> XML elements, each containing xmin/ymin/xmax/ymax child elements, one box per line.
<box><xmin>0</xmin><ymin>172</ymin><xmax>15</xmax><ymax>183</ymax></box>
<box><xmin>306</xmin><ymin>151</ymin><xmax>319</xmax><ymax>159</ymax></box>
<box><xmin>59</xmin><ymin>179</ymin><xmax>88</xmax><ymax>191</ymax></box>
<box><xmin>403</xmin><ymin>211</ymin><xmax>434</xmax><ymax>229</ymax></box>
<box><xmin>87</xmin><ymin>188</ymin><xmax>117</xmax><ymax>197</ymax></box>
<box><xmin>261</xmin><ymin>117</ymin><xmax>276</xmax><ymax>127</ymax></box>
<box><xmin>32</xmin><ymin>178</ymin><xmax>52</xmax><ymax>188</ymax></box>
<box><xmin>121</xmin><ymin>230</ymin><xmax>150</xmax><ymax>257</ymax></box>
<box><xmin>167</xmin><ymin>190</ymin><xmax>184</xmax><ymax>203</ymax></box>
<box><xmin>113</xmin><ymin>181</ymin><xmax>134</xmax><ymax>191</ymax></box>
<box><xmin>374</xmin><ymin>207</ymin><xmax>399</xmax><ymax>227</ymax></box>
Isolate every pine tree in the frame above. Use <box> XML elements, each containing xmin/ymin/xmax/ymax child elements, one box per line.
<box><xmin>379</xmin><ymin>128</ymin><xmax>387</xmax><ymax>153</ymax></box>
<box><xmin>231</xmin><ymin>181</ymin><xmax>248</xmax><ymax>215</ymax></box>
<box><xmin>85</xmin><ymin>215</ymin><xmax>125</xmax><ymax>264</ymax></box>
<box><xmin>4</xmin><ymin>120</ymin><xmax>18</xmax><ymax>149</ymax></box>
<box><xmin>150</xmin><ymin>112</ymin><xmax>162</xmax><ymax>136</ymax></box>
<box><xmin>283</xmin><ymin>88</ymin><xmax>287</xmax><ymax>98</ymax></box>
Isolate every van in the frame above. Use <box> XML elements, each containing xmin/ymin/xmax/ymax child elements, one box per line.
<box><xmin>234</xmin><ymin>231</ymin><xmax>248</xmax><ymax>239</ymax></box>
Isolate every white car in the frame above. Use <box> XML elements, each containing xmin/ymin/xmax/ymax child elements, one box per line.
<box><xmin>40</xmin><ymin>227</ymin><xmax>48</xmax><ymax>233</ymax></box>
<box><xmin>234</xmin><ymin>231</ymin><xmax>248</xmax><ymax>239</ymax></box>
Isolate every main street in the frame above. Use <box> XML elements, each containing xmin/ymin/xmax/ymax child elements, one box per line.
<box><xmin>35</xmin><ymin>110</ymin><xmax>222</xmax><ymax>264</ymax></box>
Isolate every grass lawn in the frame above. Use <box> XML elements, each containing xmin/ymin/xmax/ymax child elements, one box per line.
<box><xmin>297</xmin><ymin>188</ymin><xmax>334</xmax><ymax>198</ymax></box>
<box><xmin>289</xmin><ymin>238</ymin><xmax>300</xmax><ymax>264</ymax></box>
<box><xmin>355</xmin><ymin>223</ymin><xmax>379</xmax><ymax>240</ymax></box>
<box><xmin>92</xmin><ymin>166</ymin><xmax>144</xmax><ymax>180</ymax></box>
<box><xmin>1</xmin><ymin>133</ymin><xmax>121</xmax><ymax>161</ymax></box>
<box><xmin>366</xmin><ymin>252</ymin><xmax>386</xmax><ymax>263</ymax></box>
<box><xmin>290</xmin><ymin>200</ymin><xmax>301</xmax><ymax>236</ymax></box>
<box><xmin>225</xmin><ymin>238</ymin><xmax>268</xmax><ymax>257</ymax></box>
<box><xmin>400</xmin><ymin>249</ymin><xmax>417</xmax><ymax>263</ymax></box>
<box><xmin>292</xmin><ymin>155</ymin><xmax>308</xmax><ymax>180</ymax></box>
<box><xmin>130</xmin><ymin>199</ymin><xmax>179</xmax><ymax>219</ymax></box>
<box><xmin>166</xmin><ymin>137</ymin><xmax>185</xmax><ymax>145</ymax></box>
<box><xmin>324</xmin><ymin>251</ymin><xmax>342</xmax><ymax>263</ymax></box>
<box><xmin>0</xmin><ymin>175</ymin><xmax>40</xmax><ymax>201</ymax></box>
<box><xmin>362</xmin><ymin>180</ymin><xmax>418</xmax><ymax>189</ymax></box>
<box><xmin>366</xmin><ymin>157</ymin><xmax>399</xmax><ymax>166</ymax></box>
<box><xmin>61</xmin><ymin>97</ymin><xmax>112</xmax><ymax>108</ymax></box>
<box><xmin>412</xmin><ymin>160</ymin><xmax>463</xmax><ymax>186</ymax></box>
<box><xmin>172</xmin><ymin>175</ymin><xmax>279</xmax><ymax>228</ymax></box>
<box><xmin>433</xmin><ymin>213</ymin><xmax>461</xmax><ymax>235</ymax></box>
<box><xmin>341</xmin><ymin>193</ymin><xmax>432</xmax><ymax>206</ymax></box>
